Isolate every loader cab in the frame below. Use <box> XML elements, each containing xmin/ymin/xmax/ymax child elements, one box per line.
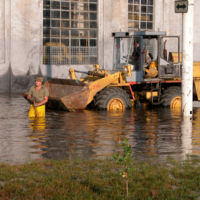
<box><xmin>112</xmin><ymin>32</ymin><xmax>144</xmax><ymax>82</ymax></box>
<box><xmin>112</xmin><ymin>31</ymin><xmax>181</xmax><ymax>82</ymax></box>
<box><xmin>159</xmin><ymin>36</ymin><xmax>181</xmax><ymax>78</ymax></box>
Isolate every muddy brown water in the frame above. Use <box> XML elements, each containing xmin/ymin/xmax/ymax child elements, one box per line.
<box><xmin>0</xmin><ymin>93</ymin><xmax>200</xmax><ymax>165</ymax></box>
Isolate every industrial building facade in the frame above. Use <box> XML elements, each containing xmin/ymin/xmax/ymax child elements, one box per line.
<box><xmin>0</xmin><ymin>0</ymin><xmax>199</xmax><ymax>92</ymax></box>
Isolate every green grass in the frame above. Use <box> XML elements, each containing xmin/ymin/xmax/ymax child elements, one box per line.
<box><xmin>1</xmin><ymin>156</ymin><xmax>200</xmax><ymax>199</ymax></box>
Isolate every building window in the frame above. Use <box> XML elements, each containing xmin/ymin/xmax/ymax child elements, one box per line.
<box><xmin>43</xmin><ymin>0</ymin><xmax>98</xmax><ymax>65</ymax></box>
<box><xmin>128</xmin><ymin>0</ymin><xmax>153</xmax><ymax>30</ymax></box>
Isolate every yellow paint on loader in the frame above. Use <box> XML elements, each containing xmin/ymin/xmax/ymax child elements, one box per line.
<box><xmin>107</xmin><ymin>98</ymin><xmax>125</xmax><ymax>111</ymax></box>
<box><xmin>193</xmin><ymin>62</ymin><xmax>200</xmax><ymax>101</ymax></box>
<box><xmin>169</xmin><ymin>52</ymin><xmax>200</xmax><ymax>102</ymax></box>
<box><xmin>170</xmin><ymin>96</ymin><xmax>182</xmax><ymax>109</ymax></box>
<box><xmin>146</xmin><ymin>91</ymin><xmax>158</xmax><ymax>100</ymax></box>
<box><xmin>87</xmin><ymin>72</ymin><xmax>122</xmax><ymax>105</ymax></box>
<box><xmin>194</xmin><ymin>79</ymin><xmax>200</xmax><ymax>100</ymax></box>
<box><xmin>68</xmin><ymin>64</ymin><xmax>133</xmax><ymax>109</ymax></box>
<box><xmin>193</xmin><ymin>62</ymin><xmax>200</xmax><ymax>78</ymax></box>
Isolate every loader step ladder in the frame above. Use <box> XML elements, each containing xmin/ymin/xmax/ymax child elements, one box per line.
<box><xmin>151</xmin><ymin>82</ymin><xmax>162</xmax><ymax>105</ymax></box>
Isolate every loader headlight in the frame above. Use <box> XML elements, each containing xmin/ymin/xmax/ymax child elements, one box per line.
<box><xmin>123</xmin><ymin>65</ymin><xmax>132</xmax><ymax>77</ymax></box>
<box><xmin>124</xmin><ymin>67</ymin><xmax>128</xmax><ymax>72</ymax></box>
<box><xmin>93</xmin><ymin>64</ymin><xmax>100</xmax><ymax>71</ymax></box>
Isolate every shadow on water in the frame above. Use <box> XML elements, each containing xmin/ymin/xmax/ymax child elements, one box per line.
<box><xmin>0</xmin><ymin>93</ymin><xmax>200</xmax><ymax>164</ymax></box>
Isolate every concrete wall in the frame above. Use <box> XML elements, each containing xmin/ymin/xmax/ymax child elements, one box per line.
<box><xmin>0</xmin><ymin>0</ymin><xmax>43</xmax><ymax>93</ymax></box>
<box><xmin>0</xmin><ymin>0</ymin><xmax>5</xmax><ymax>64</ymax></box>
<box><xmin>155</xmin><ymin>0</ymin><xmax>200</xmax><ymax>61</ymax></box>
<box><xmin>194</xmin><ymin>1</ymin><xmax>200</xmax><ymax>62</ymax></box>
<box><xmin>103</xmin><ymin>0</ymin><xmax>128</xmax><ymax>70</ymax></box>
<box><xmin>0</xmin><ymin>0</ymin><xmax>10</xmax><ymax>92</ymax></box>
<box><xmin>155</xmin><ymin>0</ymin><xmax>182</xmax><ymax>36</ymax></box>
<box><xmin>0</xmin><ymin>0</ymin><xmax>199</xmax><ymax>93</ymax></box>
<box><xmin>10</xmin><ymin>0</ymin><xmax>42</xmax><ymax>92</ymax></box>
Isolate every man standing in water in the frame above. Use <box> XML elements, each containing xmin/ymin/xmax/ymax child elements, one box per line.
<box><xmin>27</xmin><ymin>77</ymin><xmax>49</xmax><ymax>117</ymax></box>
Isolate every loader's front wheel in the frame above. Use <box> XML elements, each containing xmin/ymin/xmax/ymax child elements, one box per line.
<box><xmin>160</xmin><ymin>86</ymin><xmax>181</xmax><ymax>109</ymax></box>
<box><xmin>94</xmin><ymin>87</ymin><xmax>131</xmax><ymax>111</ymax></box>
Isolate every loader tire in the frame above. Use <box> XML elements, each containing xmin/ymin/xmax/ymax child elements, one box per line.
<box><xmin>160</xmin><ymin>86</ymin><xmax>181</xmax><ymax>108</ymax></box>
<box><xmin>94</xmin><ymin>87</ymin><xmax>131</xmax><ymax>111</ymax></box>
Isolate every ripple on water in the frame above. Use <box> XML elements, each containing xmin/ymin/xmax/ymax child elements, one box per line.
<box><xmin>0</xmin><ymin>93</ymin><xmax>199</xmax><ymax>164</ymax></box>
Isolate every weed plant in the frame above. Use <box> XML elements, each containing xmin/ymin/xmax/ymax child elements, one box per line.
<box><xmin>0</xmin><ymin>140</ymin><xmax>200</xmax><ymax>199</ymax></box>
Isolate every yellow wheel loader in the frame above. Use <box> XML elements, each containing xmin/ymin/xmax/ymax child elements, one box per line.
<box><xmin>23</xmin><ymin>31</ymin><xmax>200</xmax><ymax>111</ymax></box>
<box><xmin>37</xmin><ymin>64</ymin><xmax>132</xmax><ymax>112</ymax></box>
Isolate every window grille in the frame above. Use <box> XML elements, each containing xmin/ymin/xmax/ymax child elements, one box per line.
<box><xmin>128</xmin><ymin>0</ymin><xmax>153</xmax><ymax>31</ymax></box>
<box><xmin>0</xmin><ymin>0</ymin><xmax>5</xmax><ymax>63</ymax></box>
<box><xmin>43</xmin><ymin>0</ymin><xmax>98</xmax><ymax>65</ymax></box>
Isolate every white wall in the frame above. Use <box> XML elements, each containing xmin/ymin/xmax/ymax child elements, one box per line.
<box><xmin>0</xmin><ymin>0</ymin><xmax>10</xmax><ymax>92</ymax></box>
<box><xmin>0</xmin><ymin>0</ymin><xmax>5</xmax><ymax>64</ymax></box>
<box><xmin>0</xmin><ymin>0</ymin><xmax>200</xmax><ymax>93</ymax></box>
<box><xmin>194</xmin><ymin>1</ymin><xmax>200</xmax><ymax>61</ymax></box>
<box><xmin>155</xmin><ymin>0</ymin><xmax>200</xmax><ymax>61</ymax></box>
<box><xmin>10</xmin><ymin>0</ymin><xmax>42</xmax><ymax>92</ymax></box>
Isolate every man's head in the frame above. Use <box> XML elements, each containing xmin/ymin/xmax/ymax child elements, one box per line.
<box><xmin>35</xmin><ymin>77</ymin><xmax>43</xmax><ymax>87</ymax></box>
<box><xmin>134</xmin><ymin>41</ymin><xmax>140</xmax><ymax>48</ymax></box>
<box><xmin>35</xmin><ymin>77</ymin><xmax>43</xmax><ymax>82</ymax></box>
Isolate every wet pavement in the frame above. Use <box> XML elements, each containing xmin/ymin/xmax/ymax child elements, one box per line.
<box><xmin>0</xmin><ymin>93</ymin><xmax>200</xmax><ymax>165</ymax></box>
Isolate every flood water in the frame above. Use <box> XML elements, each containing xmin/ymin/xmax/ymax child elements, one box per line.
<box><xmin>0</xmin><ymin>93</ymin><xmax>200</xmax><ymax>165</ymax></box>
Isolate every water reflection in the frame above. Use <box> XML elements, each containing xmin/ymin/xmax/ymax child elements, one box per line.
<box><xmin>191</xmin><ymin>109</ymin><xmax>200</xmax><ymax>155</ymax></box>
<box><xmin>0</xmin><ymin>93</ymin><xmax>200</xmax><ymax>165</ymax></box>
<box><xmin>181</xmin><ymin>116</ymin><xmax>192</xmax><ymax>159</ymax></box>
<box><xmin>29</xmin><ymin>117</ymin><xmax>48</xmax><ymax>156</ymax></box>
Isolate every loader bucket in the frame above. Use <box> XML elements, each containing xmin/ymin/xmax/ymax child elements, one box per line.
<box><xmin>23</xmin><ymin>79</ymin><xmax>90</xmax><ymax>112</ymax></box>
<box><xmin>44</xmin><ymin>79</ymin><xmax>90</xmax><ymax>111</ymax></box>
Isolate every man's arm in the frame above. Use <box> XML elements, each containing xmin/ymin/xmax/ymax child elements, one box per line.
<box><xmin>27</xmin><ymin>88</ymin><xmax>35</xmax><ymax>102</ymax></box>
<box><xmin>34</xmin><ymin>96</ymin><xmax>48</xmax><ymax>107</ymax></box>
<box><xmin>27</xmin><ymin>86</ymin><xmax>35</xmax><ymax>102</ymax></box>
<box><xmin>27</xmin><ymin>94</ymin><xmax>34</xmax><ymax>101</ymax></box>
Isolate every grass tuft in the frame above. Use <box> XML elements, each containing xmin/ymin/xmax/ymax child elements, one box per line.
<box><xmin>0</xmin><ymin>156</ymin><xmax>200</xmax><ymax>199</ymax></box>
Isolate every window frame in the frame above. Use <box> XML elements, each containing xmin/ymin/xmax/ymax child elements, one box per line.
<box><xmin>128</xmin><ymin>0</ymin><xmax>154</xmax><ymax>31</ymax></box>
<box><xmin>43</xmin><ymin>0</ymin><xmax>98</xmax><ymax>65</ymax></box>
